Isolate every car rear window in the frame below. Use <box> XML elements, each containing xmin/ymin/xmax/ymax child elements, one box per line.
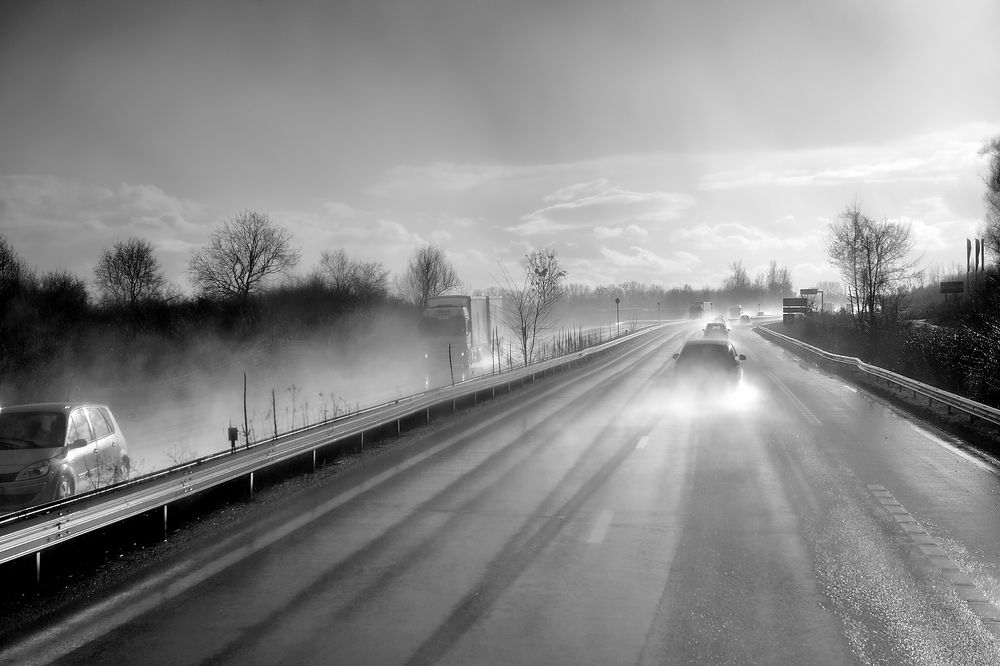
<box><xmin>679</xmin><ymin>344</ymin><xmax>737</xmax><ymax>365</ymax></box>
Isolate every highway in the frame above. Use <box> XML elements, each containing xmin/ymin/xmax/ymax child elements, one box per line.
<box><xmin>4</xmin><ymin>324</ymin><xmax>1000</xmax><ymax>664</ymax></box>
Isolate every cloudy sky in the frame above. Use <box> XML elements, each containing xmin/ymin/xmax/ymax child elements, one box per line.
<box><xmin>2</xmin><ymin>0</ymin><xmax>999</xmax><ymax>294</ymax></box>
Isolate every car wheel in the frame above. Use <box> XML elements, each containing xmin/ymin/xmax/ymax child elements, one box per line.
<box><xmin>54</xmin><ymin>473</ymin><xmax>75</xmax><ymax>500</ymax></box>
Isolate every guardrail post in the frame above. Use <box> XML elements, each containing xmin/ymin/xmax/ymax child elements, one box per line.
<box><xmin>249</xmin><ymin>472</ymin><xmax>255</xmax><ymax>499</ymax></box>
<box><xmin>163</xmin><ymin>505</ymin><xmax>169</xmax><ymax>541</ymax></box>
<box><xmin>312</xmin><ymin>449</ymin><xmax>317</xmax><ymax>473</ymax></box>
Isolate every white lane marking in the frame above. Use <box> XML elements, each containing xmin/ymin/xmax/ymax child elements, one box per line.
<box><xmin>906</xmin><ymin>423</ymin><xmax>1000</xmax><ymax>476</ymax></box>
<box><xmin>636</xmin><ymin>436</ymin><xmax>649</xmax><ymax>450</ymax></box>
<box><xmin>586</xmin><ymin>509</ymin><xmax>615</xmax><ymax>544</ymax></box>
<box><xmin>765</xmin><ymin>371</ymin><xmax>822</xmax><ymax>426</ymax></box>
<box><xmin>869</xmin><ymin>487</ymin><xmax>1000</xmax><ymax>625</ymax></box>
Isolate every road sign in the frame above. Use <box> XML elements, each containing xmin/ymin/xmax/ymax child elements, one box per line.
<box><xmin>939</xmin><ymin>281</ymin><xmax>964</xmax><ymax>294</ymax></box>
<box><xmin>799</xmin><ymin>288</ymin><xmax>818</xmax><ymax>295</ymax></box>
<box><xmin>783</xmin><ymin>297</ymin><xmax>809</xmax><ymax>314</ymax></box>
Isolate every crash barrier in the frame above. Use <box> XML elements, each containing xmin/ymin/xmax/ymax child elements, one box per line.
<box><xmin>756</xmin><ymin>325</ymin><xmax>1000</xmax><ymax>430</ymax></box>
<box><xmin>0</xmin><ymin>321</ymin><xmax>684</xmax><ymax>575</ymax></box>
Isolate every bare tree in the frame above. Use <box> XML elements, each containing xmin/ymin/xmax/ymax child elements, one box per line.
<box><xmin>316</xmin><ymin>249</ymin><xmax>389</xmax><ymax>302</ymax></box>
<box><xmin>723</xmin><ymin>260</ymin><xmax>752</xmax><ymax>298</ymax></box>
<box><xmin>499</xmin><ymin>248</ymin><xmax>566</xmax><ymax>365</ymax></box>
<box><xmin>759</xmin><ymin>259</ymin><xmax>793</xmax><ymax>298</ymax></box>
<box><xmin>0</xmin><ymin>233</ymin><xmax>33</xmax><ymax>301</ymax></box>
<box><xmin>93</xmin><ymin>237</ymin><xmax>166</xmax><ymax>306</ymax></box>
<box><xmin>395</xmin><ymin>244</ymin><xmax>460</xmax><ymax>306</ymax></box>
<box><xmin>980</xmin><ymin>137</ymin><xmax>1000</xmax><ymax>265</ymax></box>
<box><xmin>188</xmin><ymin>210</ymin><xmax>300</xmax><ymax>300</ymax></box>
<box><xmin>826</xmin><ymin>202</ymin><xmax>921</xmax><ymax>329</ymax></box>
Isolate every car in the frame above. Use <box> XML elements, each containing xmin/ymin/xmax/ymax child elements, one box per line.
<box><xmin>704</xmin><ymin>321</ymin><xmax>729</xmax><ymax>339</ymax></box>
<box><xmin>0</xmin><ymin>403</ymin><xmax>130</xmax><ymax>513</ymax></box>
<box><xmin>738</xmin><ymin>314</ymin><xmax>752</xmax><ymax>326</ymax></box>
<box><xmin>672</xmin><ymin>339</ymin><xmax>746</xmax><ymax>386</ymax></box>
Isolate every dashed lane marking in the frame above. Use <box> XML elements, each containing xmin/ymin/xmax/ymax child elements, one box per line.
<box><xmin>867</xmin><ymin>484</ymin><xmax>1000</xmax><ymax>635</ymax></box>
<box><xmin>636</xmin><ymin>436</ymin><xmax>649</xmax><ymax>450</ymax></box>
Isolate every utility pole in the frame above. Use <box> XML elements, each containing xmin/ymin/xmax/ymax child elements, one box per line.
<box><xmin>615</xmin><ymin>297</ymin><xmax>621</xmax><ymax>336</ymax></box>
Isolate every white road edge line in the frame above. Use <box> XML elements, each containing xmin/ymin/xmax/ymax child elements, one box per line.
<box><xmin>906</xmin><ymin>422</ymin><xmax>1000</xmax><ymax>476</ymax></box>
<box><xmin>586</xmin><ymin>509</ymin><xmax>614</xmax><ymax>544</ymax></box>
<box><xmin>636</xmin><ymin>436</ymin><xmax>649</xmax><ymax>450</ymax></box>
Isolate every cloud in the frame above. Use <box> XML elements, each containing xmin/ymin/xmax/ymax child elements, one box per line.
<box><xmin>368</xmin><ymin>162</ymin><xmax>526</xmax><ymax>198</ymax></box>
<box><xmin>0</xmin><ymin>174</ymin><xmax>209</xmax><ymax>285</ymax></box>
<box><xmin>599</xmin><ymin>246</ymin><xmax>699</xmax><ymax>273</ymax></box>
<box><xmin>544</xmin><ymin>179</ymin><xmax>612</xmax><ymax>203</ymax></box>
<box><xmin>672</xmin><ymin>221</ymin><xmax>811</xmax><ymax>251</ymax></box>
<box><xmin>700</xmin><ymin>123</ymin><xmax>1000</xmax><ymax>191</ymax></box>
<box><xmin>593</xmin><ymin>224</ymin><xmax>648</xmax><ymax>241</ymax></box>
<box><xmin>511</xmin><ymin>182</ymin><xmax>695</xmax><ymax>236</ymax></box>
<box><xmin>320</xmin><ymin>201</ymin><xmax>363</xmax><ymax>219</ymax></box>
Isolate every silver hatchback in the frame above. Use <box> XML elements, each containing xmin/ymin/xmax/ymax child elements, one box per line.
<box><xmin>0</xmin><ymin>403</ymin><xmax>130</xmax><ymax>513</ymax></box>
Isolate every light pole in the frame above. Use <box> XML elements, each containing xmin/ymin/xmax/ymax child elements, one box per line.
<box><xmin>615</xmin><ymin>297</ymin><xmax>621</xmax><ymax>336</ymax></box>
<box><xmin>657</xmin><ymin>301</ymin><xmax>660</xmax><ymax>322</ymax></box>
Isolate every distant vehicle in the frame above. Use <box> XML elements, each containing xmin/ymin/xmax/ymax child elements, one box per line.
<box><xmin>704</xmin><ymin>322</ymin><xmax>730</xmax><ymax>339</ymax></box>
<box><xmin>728</xmin><ymin>305</ymin><xmax>743</xmax><ymax>319</ymax></box>
<box><xmin>0</xmin><ymin>403</ymin><xmax>130</xmax><ymax>513</ymax></box>
<box><xmin>756</xmin><ymin>311</ymin><xmax>766</xmax><ymax>317</ymax></box>
<box><xmin>420</xmin><ymin>295</ymin><xmax>501</xmax><ymax>387</ymax></box>
<box><xmin>688</xmin><ymin>300</ymin><xmax>712</xmax><ymax>320</ymax></box>
<box><xmin>672</xmin><ymin>339</ymin><xmax>746</xmax><ymax>386</ymax></box>
<box><xmin>738</xmin><ymin>314</ymin><xmax>752</xmax><ymax>326</ymax></box>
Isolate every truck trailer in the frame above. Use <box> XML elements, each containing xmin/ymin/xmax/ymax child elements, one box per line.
<box><xmin>419</xmin><ymin>295</ymin><xmax>501</xmax><ymax>387</ymax></box>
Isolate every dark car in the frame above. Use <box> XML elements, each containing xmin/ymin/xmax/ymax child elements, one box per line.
<box><xmin>0</xmin><ymin>403</ymin><xmax>130</xmax><ymax>513</ymax></box>
<box><xmin>672</xmin><ymin>339</ymin><xmax>746</xmax><ymax>386</ymax></box>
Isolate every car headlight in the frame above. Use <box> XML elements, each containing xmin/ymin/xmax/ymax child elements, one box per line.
<box><xmin>15</xmin><ymin>459</ymin><xmax>52</xmax><ymax>481</ymax></box>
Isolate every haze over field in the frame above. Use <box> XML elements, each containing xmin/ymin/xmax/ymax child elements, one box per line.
<box><xmin>2</xmin><ymin>0</ymin><xmax>999</xmax><ymax>291</ymax></box>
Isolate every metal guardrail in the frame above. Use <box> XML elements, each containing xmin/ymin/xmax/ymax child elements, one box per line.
<box><xmin>756</xmin><ymin>325</ymin><xmax>1000</xmax><ymax>429</ymax></box>
<box><xmin>0</xmin><ymin>321</ymin><xmax>680</xmax><ymax>568</ymax></box>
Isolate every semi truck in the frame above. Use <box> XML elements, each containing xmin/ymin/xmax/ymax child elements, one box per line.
<box><xmin>688</xmin><ymin>301</ymin><xmax>712</xmax><ymax>320</ymax></box>
<box><xmin>419</xmin><ymin>295</ymin><xmax>501</xmax><ymax>387</ymax></box>
<box><xmin>728</xmin><ymin>304</ymin><xmax>743</xmax><ymax>319</ymax></box>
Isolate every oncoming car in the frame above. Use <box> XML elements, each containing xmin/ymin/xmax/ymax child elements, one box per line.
<box><xmin>672</xmin><ymin>339</ymin><xmax>746</xmax><ymax>387</ymax></box>
<box><xmin>0</xmin><ymin>403</ymin><xmax>130</xmax><ymax>513</ymax></box>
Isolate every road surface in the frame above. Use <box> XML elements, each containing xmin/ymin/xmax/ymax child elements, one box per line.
<box><xmin>5</xmin><ymin>324</ymin><xmax>1000</xmax><ymax>664</ymax></box>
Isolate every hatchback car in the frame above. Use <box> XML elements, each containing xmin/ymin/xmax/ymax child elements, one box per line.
<box><xmin>704</xmin><ymin>322</ymin><xmax>730</xmax><ymax>339</ymax></box>
<box><xmin>0</xmin><ymin>403</ymin><xmax>130</xmax><ymax>513</ymax></box>
<box><xmin>672</xmin><ymin>339</ymin><xmax>746</xmax><ymax>386</ymax></box>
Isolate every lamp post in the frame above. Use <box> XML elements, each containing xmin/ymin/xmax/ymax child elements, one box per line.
<box><xmin>615</xmin><ymin>297</ymin><xmax>621</xmax><ymax>336</ymax></box>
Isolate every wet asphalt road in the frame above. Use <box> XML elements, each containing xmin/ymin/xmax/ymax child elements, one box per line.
<box><xmin>5</xmin><ymin>324</ymin><xmax>1000</xmax><ymax>664</ymax></box>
